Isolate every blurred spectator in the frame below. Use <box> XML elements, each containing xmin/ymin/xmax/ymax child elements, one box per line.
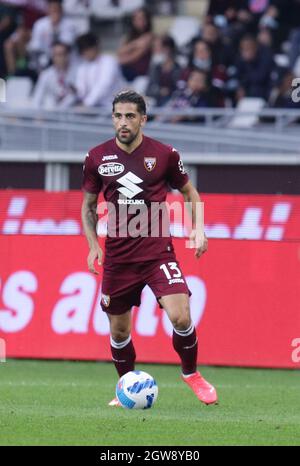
<box><xmin>206</xmin><ymin>1</ymin><xmax>256</xmax><ymax>48</ymax></box>
<box><xmin>28</xmin><ymin>0</ymin><xmax>77</xmax><ymax>71</ymax></box>
<box><xmin>269</xmin><ymin>0</ymin><xmax>300</xmax><ymax>47</ymax></box>
<box><xmin>235</xmin><ymin>35</ymin><xmax>273</xmax><ymax>100</ymax></box>
<box><xmin>206</xmin><ymin>0</ymin><xmax>248</xmax><ymax>19</ymax></box>
<box><xmin>163</xmin><ymin>70</ymin><xmax>214</xmax><ymax>123</ymax></box>
<box><xmin>32</xmin><ymin>41</ymin><xmax>77</xmax><ymax>108</ymax></box>
<box><xmin>0</xmin><ymin>1</ymin><xmax>19</xmax><ymax>76</ymax></box>
<box><xmin>269</xmin><ymin>71</ymin><xmax>300</xmax><ymax>108</ymax></box>
<box><xmin>200</xmin><ymin>23</ymin><xmax>233</xmax><ymax>66</ymax></box>
<box><xmin>117</xmin><ymin>7</ymin><xmax>153</xmax><ymax>82</ymax></box>
<box><xmin>189</xmin><ymin>40</ymin><xmax>213</xmax><ymax>73</ymax></box>
<box><xmin>3</xmin><ymin>1</ymin><xmax>47</xmax><ymax>79</ymax></box>
<box><xmin>75</xmin><ymin>32</ymin><xmax>123</xmax><ymax>108</ymax></box>
<box><xmin>288</xmin><ymin>27</ymin><xmax>300</xmax><ymax>69</ymax></box>
<box><xmin>181</xmin><ymin>39</ymin><xmax>227</xmax><ymax>106</ymax></box>
<box><xmin>4</xmin><ymin>20</ymin><xmax>35</xmax><ymax>79</ymax></box>
<box><xmin>146</xmin><ymin>35</ymin><xmax>181</xmax><ymax>106</ymax></box>
<box><xmin>257</xmin><ymin>27</ymin><xmax>273</xmax><ymax>49</ymax></box>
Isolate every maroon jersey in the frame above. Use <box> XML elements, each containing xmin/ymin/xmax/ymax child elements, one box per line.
<box><xmin>82</xmin><ymin>135</ymin><xmax>189</xmax><ymax>263</ymax></box>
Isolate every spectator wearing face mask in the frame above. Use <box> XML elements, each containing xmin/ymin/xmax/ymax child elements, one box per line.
<box><xmin>181</xmin><ymin>40</ymin><xmax>227</xmax><ymax>106</ymax></box>
<box><xmin>146</xmin><ymin>35</ymin><xmax>181</xmax><ymax>107</ymax></box>
<box><xmin>162</xmin><ymin>70</ymin><xmax>215</xmax><ymax>123</ymax></box>
<box><xmin>200</xmin><ymin>22</ymin><xmax>234</xmax><ymax>66</ymax></box>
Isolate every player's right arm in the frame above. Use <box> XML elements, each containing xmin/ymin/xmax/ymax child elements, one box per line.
<box><xmin>81</xmin><ymin>151</ymin><xmax>103</xmax><ymax>275</ymax></box>
<box><xmin>81</xmin><ymin>191</ymin><xmax>103</xmax><ymax>275</ymax></box>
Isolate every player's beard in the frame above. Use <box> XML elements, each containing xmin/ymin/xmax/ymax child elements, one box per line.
<box><xmin>116</xmin><ymin>128</ymin><xmax>139</xmax><ymax>146</ymax></box>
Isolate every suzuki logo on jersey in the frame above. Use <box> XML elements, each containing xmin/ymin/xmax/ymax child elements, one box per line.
<box><xmin>117</xmin><ymin>172</ymin><xmax>143</xmax><ymax>199</ymax></box>
<box><xmin>144</xmin><ymin>157</ymin><xmax>156</xmax><ymax>172</ymax></box>
<box><xmin>98</xmin><ymin>162</ymin><xmax>124</xmax><ymax>176</ymax></box>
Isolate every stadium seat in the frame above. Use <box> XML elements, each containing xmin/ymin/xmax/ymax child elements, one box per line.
<box><xmin>91</xmin><ymin>0</ymin><xmax>144</xmax><ymax>19</ymax></box>
<box><xmin>228</xmin><ymin>97</ymin><xmax>266</xmax><ymax>128</ymax></box>
<box><xmin>153</xmin><ymin>15</ymin><xmax>176</xmax><ymax>36</ymax></box>
<box><xmin>169</xmin><ymin>16</ymin><xmax>201</xmax><ymax>48</ymax></box>
<box><xmin>129</xmin><ymin>76</ymin><xmax>149</xmax><ymax>95</ymax></box>
<box><xmin>185</xmin><ymin>0</ymin><xmax>208</xmax><ymax>20</ymax></box>
<box><xmin>63</xmin><ymin>0</ymin><xmax>91</xmax><ymax>15</ymax></box>
<box><xmin>68</xmin><ymin>16</ymin><xmax>90</xmax><ymax>34</ymax></box>
<box><xmin>5</xmin><ymin>77</ymin><xmax>33</xmax><ymax>109</ymax></box>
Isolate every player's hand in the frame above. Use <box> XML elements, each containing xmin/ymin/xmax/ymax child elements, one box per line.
<box><xmin>189</xmin><ymin>230</ymin><xmax>208</xmax><ymax>259</ymax></box>
<box><xmin>87</xmin><ymin>245</ymin><xmax>103</xmax><ymax>275</ymax></box>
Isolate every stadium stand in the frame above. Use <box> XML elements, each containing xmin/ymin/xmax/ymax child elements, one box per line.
<box><xmin>0</xmin><ymin>0</ymin><xmax>300</xmax><ymax>192</ymax></box>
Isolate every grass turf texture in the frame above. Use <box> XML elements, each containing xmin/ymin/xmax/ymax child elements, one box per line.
<box><xmin>0</xmin><ymin>360</ymin><xmax>299</xmax><ymax>446</ymax></box>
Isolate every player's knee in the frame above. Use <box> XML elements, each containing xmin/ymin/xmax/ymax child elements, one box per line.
<box><xmin>170</xmin><ymin>307</ymin><xmax>191</xmax><ymax>331</ymax></box>
<box><xmin>110</xmin><ymin>327</ymin><xmax>130</xmax><ymax>343</ymax></box>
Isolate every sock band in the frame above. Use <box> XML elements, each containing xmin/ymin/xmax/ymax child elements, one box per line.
<box><xmin>173</xmin><ymin>323</ymin><xmax>194</xmax><ymax>337</ymax></box>
<box><xmin>110</xmin><ymin>335</ymin><xmax>131</xmax><ymax>349</ymax></box>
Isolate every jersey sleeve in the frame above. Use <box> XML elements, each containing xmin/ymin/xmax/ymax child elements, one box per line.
<box><xmin>166</xmin><ymin>148</ymin><xmax>189</xmax><ymax>190</ymax></box>
<box><xmin>82</xmin><ymin>152</ymin><xmax>102</xmax><ymax>194</ymax></box>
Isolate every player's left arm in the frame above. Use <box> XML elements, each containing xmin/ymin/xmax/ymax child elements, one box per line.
<box><xmin>179</xmin><ymin>181</ymin><xmax>208</xmax><ymax>258</ymax></box>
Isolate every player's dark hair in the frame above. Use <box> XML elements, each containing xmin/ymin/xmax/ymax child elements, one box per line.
<box><xmin>76</xmin><ymin>33</ymin><xmax>99</xmax><ymax>54</ymax></box>
<box><xmin>112</xmin><ymin>90</ymin><xmax>147</xmax><ymax>115</ymax></box>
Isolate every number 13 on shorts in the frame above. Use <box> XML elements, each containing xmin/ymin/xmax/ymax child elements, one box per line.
<box><xmin>160</xmin><ymin>262</ymin><xmax>183</xmax><ymax>282</ymax></box>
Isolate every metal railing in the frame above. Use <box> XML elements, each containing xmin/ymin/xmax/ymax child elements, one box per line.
<box><xmin>1</xmin><ymin>106</ymin><xmax>300</xmax><ymax>190</ymax></box>
<box><xmin>0</xmin><ymin>107</ymin><xmax>300</xmax><ymax>157</ymax></box>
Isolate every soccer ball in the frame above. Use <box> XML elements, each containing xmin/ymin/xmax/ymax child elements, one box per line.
<box><xmin>116</xmin><ymin>370</ymin><xmax>158</xmax><ymax>409</ymax></box>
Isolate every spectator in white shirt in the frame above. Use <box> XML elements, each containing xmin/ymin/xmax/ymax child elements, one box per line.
<box><xmin>32</xmin><ymin>41</ymin><xmax>77</xmax><ymax>108</ymax></box>
<box><xmin>75</xmin><ymin>32</ymin><xmax>124</xmax><ymax>108</ymax></box>
<box><xmin>28</xmin><ymin>0</ymin><xmax>77</xmax><ymax>71</ymax></box>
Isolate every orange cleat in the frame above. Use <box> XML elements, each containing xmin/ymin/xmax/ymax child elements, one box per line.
<box><xmin>181</xmin><ymin>371</ymin><xmax>218</xmax><ymax>405</ymax></box>
<box><xmin>108</xmin><ymin>397</ymin><xmax>121</xmax><ymax>407</ymax></box>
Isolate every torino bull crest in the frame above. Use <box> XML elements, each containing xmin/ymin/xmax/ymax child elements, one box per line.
<box><xmin>144</xmin><ymin>157</ymin><xmax>157</xmax><ymax>172</ymax></box>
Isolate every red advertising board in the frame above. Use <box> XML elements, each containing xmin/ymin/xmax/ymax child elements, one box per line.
<box><xmin>0</xmin><ymin>190</ymin><xmax>300</xmax><ymax>241</ymax></box>
<box><xmin>1</xmin><ymin>235</ymin><xmax>300</xmax><ymax>368</ymax></box>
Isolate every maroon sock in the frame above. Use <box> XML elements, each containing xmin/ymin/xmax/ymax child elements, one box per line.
<box><xmin>110</xmin><ymin>336</ymin><xmax>136</xmax><ymax>378</ymax></box>
<box><xmin>172</xmin><ymin>325</ymin><xmax>198</xmax><ymax>375</ymax></box>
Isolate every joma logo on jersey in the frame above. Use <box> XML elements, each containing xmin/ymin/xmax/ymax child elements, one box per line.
<box><xmin>117</xmin><ymin>172</ymin><xmax>143</xmax><ymax>199</ymax></box>
<box><xmin>144</xmin><ymin>157</ymin><xmax>156</xmax><ymax>172</ymax></box>
<box><xmin>98</xmin><ymin>162</ymin><xmax>124</xmax><ymax>176</ymax></box>
<box><xmin>102</xmin><ymin>155</ymin><xmax>118</xmax><ymax>161</ymax></box>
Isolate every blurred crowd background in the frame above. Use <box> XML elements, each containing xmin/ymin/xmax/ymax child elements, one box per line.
<box><xmin>0</xmin><ymin>0</ymin><xmax>300</xmax><ymax>116</ymax></box>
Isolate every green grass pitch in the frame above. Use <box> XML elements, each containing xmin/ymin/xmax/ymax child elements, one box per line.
<box><xmin>0</xmin><ymin>360</ymin><xmax>299</xmax><ymax>446</ymax></box>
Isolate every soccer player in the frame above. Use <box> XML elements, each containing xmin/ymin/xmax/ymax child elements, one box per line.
<box><xmin>81</xmin><ymin>90</ymin><xmax>218</xmax><ymax>406</ymax></box>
